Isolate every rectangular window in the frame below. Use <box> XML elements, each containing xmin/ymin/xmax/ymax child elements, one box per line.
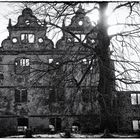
<box><xmin>21</xmin><ymin>34</ymin><xmax>27</xmax><ymax>43</ymax></box>
<box><xmin>131</xmin><ymin>94</ymin><xmax>137</xmax><ymax>105</ymax></box>
<box><xmin>21</xmin><ymin>33</ymin><xmax>35</xmax><ymax>43</ymax></box>
<box><xmin>20</xmin><ymin>58</ymin><xmax>29</xmax><ymax>66</ymax></box>
<box><xmin>49</xmin><ymin>59</ymin><xmax>53</xmax><ymax>64</ymax></box>
<box><xmin>82</xmin><ymin>59</ymin><xmax>88</xmax><ymax>64</ymax></box>
<box><xmin>49</xmin><ymin>88</ymin><xmax>56</xmax><ymax>103</ymax></box>
<box><xmin>57</xmin><ymin>88</ymin><xmax>64</xmax><ymax>101</ymax></box>
<box><xmin>132</xmin><ymin>120</ymin><xmax>140</xmax><ymax>131</ymax></box>
<box><xmin>15</xmin><ymin>89</ymin><xmax>21</xmax><ymax>102</ymax></box>
<box><xmin>138</xmin><ymin>94</ymin><xmax>140</xmax><ymax>104</ymax></box>
<box><xmin>131</xmin><ymin>93</ymin><xmax>140</xmax><ymax>105</ymax></box>
<box><xmin>21</xmin><ymin>89</ymin><xmax>28</xmax><ymax>102</ymax></box>
<box><xmin>0</xmin><ymin>73</ymin><xmax>4</xmax><ymax>80</ymax></box>
<box><xmin>28</xmin><ymin>34</ymin><xmax>35</xmax><ymax>43</ymax></box>
<box><xmin>15</xmin><ymin>89</ymin><xmax>27</xmax><ymax>103</ymax></box>
<box><xmin>15</xmin><ymin>58</ymin><xmax>30</xmax><ymax>75</ymax></box>
<box><xmin>49</xmin><ymin>88</ymin><xmax>64</xmax><ymax>103</ymax></box>
<box><xmin>82</xmin><ymin>89</ymin><xmax>90</xmax><ymax>103</ymax></box>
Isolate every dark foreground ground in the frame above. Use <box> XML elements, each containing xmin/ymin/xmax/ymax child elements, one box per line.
<box><xmin>5</xmin><ymin>133</ymin><xmax>139</xmax><ymax>138</ymax></box>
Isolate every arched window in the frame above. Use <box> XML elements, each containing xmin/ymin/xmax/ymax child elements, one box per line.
<box><xmin>15</xmin><ymin>57</ymin><xmax>30</xmax><ymax>75</ymax></box>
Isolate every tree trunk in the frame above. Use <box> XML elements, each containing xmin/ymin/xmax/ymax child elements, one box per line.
<box><xmin>96</xmin><ymin>2</ymin><xmax>115</xmax><ymax>132</ymax></box>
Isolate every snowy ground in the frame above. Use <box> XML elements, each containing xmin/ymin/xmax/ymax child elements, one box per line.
<box><xmin>6</xmin><ymin>133</ymin><xmax>138</xmax><ymax>138</ymax></box>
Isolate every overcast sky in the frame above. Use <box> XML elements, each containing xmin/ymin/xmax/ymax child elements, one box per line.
<box><xmin>0</xmin><ymin>2</ymin><xmax>21</xmax><ymax>45</ymax></box>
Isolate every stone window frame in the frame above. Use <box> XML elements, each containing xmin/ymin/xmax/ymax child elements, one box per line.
<box><xmin>15</xmin><ymin>88</ymin><xmax>28</xmax><ymax>103</ymax></box>
<box><xmin>14</xmin><ymin>57</ymin><xmax>30</xmax><ymax>75</ymax></box>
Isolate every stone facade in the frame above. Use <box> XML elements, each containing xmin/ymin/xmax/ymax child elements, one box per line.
<box><xmin>0</xmin><ymin>6</ymin><xmax>101</xmax><ymax>134</ymax></box>
<box><xmin>117</xmin><ymin>91</ymin><xmax>140</xmax><ymax>133</ymax></box>
<box><xmin>0</xmin><ymin>5</ymin><xmax>138</xmax><ymax>135</ymax></box>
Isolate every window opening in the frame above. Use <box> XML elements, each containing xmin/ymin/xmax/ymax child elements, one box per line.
<box><xmin>17</xmin><ymin>118</ymin><xmax>28</xmax><ymax>132</ymax></box>
<box><xmin>138</xmin><ymin>94</ymin><xmax>140</xmax><ymax>104</ymax></box>
<box><xmin>49</xmin><ymin>118</ymin><xmax>61</xmax><ymax>132</ymax></box>
<box><xmin>28</xmin><ymin>34</ymin><xmax>34</xmax><ymax>43</ymax></box>
<box><xmin>72</xmin><ymin>122</ymin><xmax>80</xmax><ymax>133</ymax></box>
<box><xmin>20</xmin><ymin>58</ymin><xmax>29</xmax><ymax>66</ymax></box>
<box><xmin>74</xmin><ymin>34</ymin><xmax>86</xmax><ymax>42</ymax></box>
<box><xmin>15</xmin><ymin>58</ymin><xmax>30</xmax><ymax>74</ymax></box>
<box><xmin>131</xmin><ymin>94</ymin><xmax>137</xmax><ymax>105</ymax></box>
<box><xmin>78</xmin><ymin>20</ymin><xmax>83</xmax><ymax>26</ymax></box>
<box><xmin>49</xmin><ymin>88</ymin><xmax>56</xmax><ymax>103</ymax></box>
<box><xmin>21</xmin><ymin>33</ymin><xmax>35</xmax><ymax>43</ymax></box>
<box><xmin>74</xmin><ymin>34</ymin><xmax>80</xmax><ymax>42</ymax></box>
<box><xmin>38</xmin><ymin>38</ymin><xmax>44</xmax><ymax>43</ymax></box>
<box><xmin>131</xmin><ymin>93</ymin><xmax>140</xmax><ymax>105</ymax></box>
<box><xmin>49</xmin><ymin>59</ymin><xmax>53</xmax><ymax>64</ymax></box>
<box><xmin>82</xmin><ymin>89</ymin><xmax>90</xmax><ymax>103</ymax></box>
<box><xmin>15</xmin><ymin>89</ymin><xmax>27</xmax><ymax>103</ymax></box>
<box><xmin>132</xmin><ymin>120</ymin><xmax>140</xmax><ymax>131</ymax></box>
<box><xmin>0</xmin><ymin>73</ymin><xmax>4</xmax><ymax>80</ymax></box>
<box><xmin>56</xmin><ymin>62</ymin><xmax>59</xmax><ymax>65</ymax></box>
<box><xmin>81</xmin><ymin>34</ymin><xmax>85</xmax><ymax>41</ymax></box>
<box><xmin>12</xmin><ymin>38</ymin><xmax>18</xmax><ymax>43</ymax></box>
<box><xmin>25</xmin><ymin>20</ymin><xmax>30</xmax><ymax>25</ymax></box>
<box><xmin>0</xmin><ymin>57</ymin><xmax>2</xmax><ymax>62</ymax></box>
<box><xmin>49</xmin><ymin>88</ymin><xmax>64</xmax><ymax>102</ymax></box>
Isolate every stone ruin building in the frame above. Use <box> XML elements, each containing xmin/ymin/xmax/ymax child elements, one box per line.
<box><xmin>0</xmin><ymin>5</ymin><xmax>139</xmax><ymax>135</ymax></box>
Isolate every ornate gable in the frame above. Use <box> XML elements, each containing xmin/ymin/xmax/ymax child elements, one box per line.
<box><xmin>56</xmin><ymin>4</ymin><xmax>94</xmax><ymax>50</ymax></box>
<box><xmin>8</xmin><ymin>8</ymin><xmax>45</xmax><ymax>31</ymax></box>
<box><xmin>1</xmin><ymin>8</ymin><xmax>54</xmax><ymax>51</ymax></box>
<box><xmin>65</xmin><ymin>4</ymin><xmax>93</xmax><ymax>33</ymax></box>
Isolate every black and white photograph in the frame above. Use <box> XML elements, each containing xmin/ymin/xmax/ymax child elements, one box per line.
<box><xmin>0</xmin><ymin>1</ymin><xmax>139</xmax><ymax>138</ymax></box>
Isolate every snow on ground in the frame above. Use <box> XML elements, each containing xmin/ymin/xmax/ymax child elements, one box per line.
<box><xmin>6</xmin><ymin>133</ymin><xmax>138</xmax><ymax>138</ymax></box>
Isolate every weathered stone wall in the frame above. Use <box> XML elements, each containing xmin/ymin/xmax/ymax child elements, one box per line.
<box><xmin>117</xmin><ymin>91</ymin><xmax>140</xmax><ymax>133</ymax></box>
